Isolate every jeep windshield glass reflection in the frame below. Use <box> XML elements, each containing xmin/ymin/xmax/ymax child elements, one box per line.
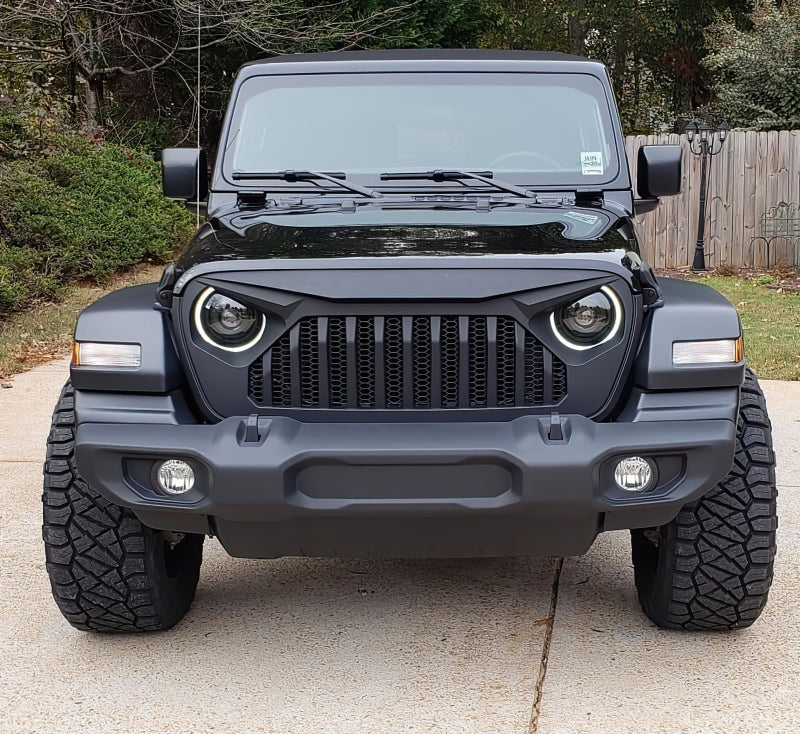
<box><xmin>223</xmin><ymin>72</ymin><xmax>619</xmax><ymax>186</ymax></box>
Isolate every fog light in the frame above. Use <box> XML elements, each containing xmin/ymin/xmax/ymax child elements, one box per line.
<box><xmin>156</xmin><ymin>460</ymin><xmax>195</xmax><ymax>495</ymax></box>
<box><xmin>614</xmin><ymin>457</ymin><xmax>654</xmax><ymax>492</ymax></box>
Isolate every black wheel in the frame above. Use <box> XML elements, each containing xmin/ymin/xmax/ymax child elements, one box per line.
<box><xmin>42</xmin><ymin>381</ymin><xmax>204</xmax><ymax>632</ymax></box>
<box><xmin>631</xmin><ymin>368</ymin><xmax>778</xmax><ymax>631</ymax></box>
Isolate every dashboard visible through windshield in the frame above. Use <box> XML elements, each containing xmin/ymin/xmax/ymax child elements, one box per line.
<box><xmin>223</xmin><ymin>72</ymin><xmax>620</xmax><ymax>187</ymax></box>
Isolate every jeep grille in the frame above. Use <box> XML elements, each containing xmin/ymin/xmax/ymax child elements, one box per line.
<box><xmin>248</xmin><ymin>315</ymin><xmax>567</xmax><ymax>410</ymax></box>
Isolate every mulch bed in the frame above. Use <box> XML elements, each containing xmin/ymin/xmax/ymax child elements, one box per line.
<box><xmin>654</xmin><ymin>265</ymin><xmax>800</xmax><ymax>293</ymax></box>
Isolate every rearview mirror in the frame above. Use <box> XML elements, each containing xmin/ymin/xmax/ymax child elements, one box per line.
<box><xmin>162</xmin><ymin>148</ymin><xmax>208</xmax><ymax>201</ymax></box>
<box><xmin>637</xmin><ymin>145</ymin><xmax>682</xmax><ymax>199</ymax></box>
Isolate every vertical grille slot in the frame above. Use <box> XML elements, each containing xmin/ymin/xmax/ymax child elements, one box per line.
<box><xmin>496</xmin><ymin>317</ymin><xmax>517</xmax><ymax>407</ymax></box>
<box><xmin>440</xmin><ymin>316</ymin><xmax>460</xmax><ymax>408</ymax></box>
<box><xmin>299</xmin><ymin>318</ymin><xmax>319</xmax><ymax>407</ymax></box>
<box><xmin>412</xmin><ymin>317</ymin><xmax>432</xmax><ymax>408</ymax></box>
<box><xmin>248</xmin><ymin>359</ymin><xmax>264</xmax><ymax>404</ymax></box>
<box><xmin>328</xmin><ymin>317</ymin><xmax>348</xmax><ymax>408</ymax></box>
<box><xmin>384</xmin><ymin>316</ymin><xmax>404</xmax><ymax>409</ymax></box>
<box><xmin>356</xmin><ymin>317</ymin><xmax>376</xmax><ymax>408</ymax></box>
<box><xmin>270</xmin><ymin>332</ymin><xmax>292</xmax><ymax>407</ymax></box>
<box><xmin>469</xmin><ymin>317</ymin><xmax>488</xmax><ymax>407</ymax></box>
<box><xmin>524</xmin><ymin>334</ymin><xmax>544</xmax><ymax>406</ymax></box>
<box><xmin>552</xmin><ymin>357</ymin><xmax>568</xmax><ymax>403</ymax></box>
<box><xmin>253</xmin><ymin>315</ymin><xmax>568</xmax><ymax>410</ymax></box>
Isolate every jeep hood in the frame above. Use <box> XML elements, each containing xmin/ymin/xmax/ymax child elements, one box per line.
<box><xmin>176</xmin><ymin>209</ymin><xmax>632</xmax><ymax>271</ymax></box>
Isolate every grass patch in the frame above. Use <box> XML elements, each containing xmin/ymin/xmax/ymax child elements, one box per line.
<box><xmin>694</xmin><ymin>275</ymin><xmax>800</xmax><ymax>380</ymax></box>
<box><xmin>0</xmin><ymin>264</ymin><xmax>163</xmax><ymax>379</ymax></box>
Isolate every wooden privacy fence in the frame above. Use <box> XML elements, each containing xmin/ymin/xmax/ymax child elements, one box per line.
<box><xmin>626</xmin><ymin>130</ymin><xmax>800</xmax><ymax>269</ymax></box>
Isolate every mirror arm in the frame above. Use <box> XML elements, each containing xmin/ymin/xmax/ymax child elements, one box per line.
<box><xmin>633</xmin><ymin>198</ymin><xmax>660</xmax><ymax>215</ymax></box>
<box><xmin>185</xmin><ymin>200</ymin><xmax>209</xmax><ymax>220</ymax></box>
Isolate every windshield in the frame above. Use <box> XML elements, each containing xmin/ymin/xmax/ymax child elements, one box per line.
<box><xmin>223</xmin><ymin>72</ymin><xmax>620</xmax><ymax>186</ymax></box>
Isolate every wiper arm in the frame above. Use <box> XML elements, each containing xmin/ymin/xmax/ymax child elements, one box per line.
<box><xmin>380</xmin><ymin>169</ymin><xmax>536</xmax><ymax>199</ymax></box>
<box><xmin>231</xmin><ymin>169</ymin><xmax>382</xmax><ymax>199</ymax></box>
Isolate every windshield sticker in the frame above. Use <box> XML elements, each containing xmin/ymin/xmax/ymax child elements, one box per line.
<box><xmin>565</xmin><ymin>211</ymin><xmax>600</xmax><ymax>225</ymax></box>
<box><xmin>580</xmin><ymin>151</ymin><xmax>604</xmax><ymax>175</ymax></box>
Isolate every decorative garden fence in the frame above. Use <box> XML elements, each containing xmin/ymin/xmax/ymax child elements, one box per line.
<box><xmin>626</xmin><ymin>130</ymin><xmax>800</xmax><ymax>269</ymax></box>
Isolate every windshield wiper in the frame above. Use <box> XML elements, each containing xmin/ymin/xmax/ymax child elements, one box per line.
<box><xmin>232</xmin><ymin>169</ymin><xmax>382</xmax><ymax>199</ymax></box>
<box><xmin>380</xmin><ymin>169</ymin><xmax>536</xmax><ymax>199</ymax></box>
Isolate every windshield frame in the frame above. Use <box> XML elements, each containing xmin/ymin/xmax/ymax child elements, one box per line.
<box><xmin>218</xmin><ymin>70</ymin><xmax>625</xmax><ymax>192</ymax></box>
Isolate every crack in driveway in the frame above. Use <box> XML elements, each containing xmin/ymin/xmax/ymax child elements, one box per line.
<box><xmin>528</xmin><ymin>556</ymin><xmax>564</xmax><ymax>733</ymax></box>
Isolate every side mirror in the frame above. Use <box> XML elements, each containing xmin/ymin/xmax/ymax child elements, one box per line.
<box><xmin>637</xmin><ymin>145</ymin><xmax>682</xmax><ymax>199</ymax></box>
<box><xmin>162</xmin><ymin>148</ymin><xmax>208</xmax><ymax>201</ymax></box>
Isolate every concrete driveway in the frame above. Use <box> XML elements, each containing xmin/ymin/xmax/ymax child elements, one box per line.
<box><xmin>0</xmin><ymin>360</ymin><xmax>797</xmax><ymax>733</ymax></box>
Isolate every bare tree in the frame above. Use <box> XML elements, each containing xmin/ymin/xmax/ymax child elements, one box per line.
<box><xmin>0</xmin><ymin>0</ymin><xmax>417</xmax><ymax>123</ymax></box>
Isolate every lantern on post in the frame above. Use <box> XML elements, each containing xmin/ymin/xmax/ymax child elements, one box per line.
<box><xmin>685</xmin><ymin>121</ymin><xmax>729</xmax><ymax>271</ymax></box>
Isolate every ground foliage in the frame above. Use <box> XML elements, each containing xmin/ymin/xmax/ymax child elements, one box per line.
<box><xmin>0</xmin><ymin>110</ymin><xmax>193</xmax><ymax>313</ymax></box>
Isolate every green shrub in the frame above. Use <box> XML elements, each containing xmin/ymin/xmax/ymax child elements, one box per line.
<box><xmin>0</xmin><ymin>110</ymin><xmax>31</xmax><ymax>160</ymax></box>
<box><xmin>705</xmin><ymin>1</ymin><xmax>800</xmax><ymax>130</ymax></box>
<box><xmin>0</xmin><ymin>132</ymin><xmax>193</xmax><ymax>313</ymax></box>
<box><xmin>106</xmin><ymin>119</ymin><xmax>181</xmax><ymax>157</ymax></box>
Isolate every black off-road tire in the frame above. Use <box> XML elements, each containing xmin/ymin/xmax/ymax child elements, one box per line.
<box><xmin>631</xmin><ymin>368</ymin><xmax>778</xmax><ymax>631</ymax></box>
<box><xmin>43</xmin><ymin>382</ymin><xmax>204</xmax><ymax>632</ymax></box>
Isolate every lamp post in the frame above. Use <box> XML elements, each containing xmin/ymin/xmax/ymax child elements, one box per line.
<box><xmin>686</xmin><ymin>120</ymin><xmax>729</xmax><ymax>271</ymax></box>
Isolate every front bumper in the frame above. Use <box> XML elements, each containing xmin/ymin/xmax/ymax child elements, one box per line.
<box><xmin>73</xmin><ymin>387</ymin><xmax>738</xmax><ymax>559</ymax></box>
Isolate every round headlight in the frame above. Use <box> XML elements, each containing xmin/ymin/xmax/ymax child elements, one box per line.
<box><xmin>194</xmin><ymin>288</ymin><xmax>266</xmax><ymax>351</ymax></box>
<box><xmin>551</xmin><ymin>286</ymin><xmax>622</xmax><ymax>350</ymax></box>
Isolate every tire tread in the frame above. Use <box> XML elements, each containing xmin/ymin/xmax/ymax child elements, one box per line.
<box><xmin>632</xmin><ymin>369</ymin><xmax>777</xmax><ymax>631</ymax></box>
<box><xmin>42</xmin><ymin>382</ymin><xmax>202</xmax><ymax>632</ymax></box>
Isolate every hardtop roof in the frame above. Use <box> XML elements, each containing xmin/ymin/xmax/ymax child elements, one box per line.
<box><xmin>237</xmin><ymin>49</ymin><xmax>606</xmax><ymax>78</ymax></box>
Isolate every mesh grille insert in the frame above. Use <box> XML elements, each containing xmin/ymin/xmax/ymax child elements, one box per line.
<box><xmin>251</xmin><ymin>315</ymin><xmax>568</xmax><ymax>410</ymax></box>
<box><xmin>440</xmin><ymin>316</ymin><xmax>460</xmax><ymax>408</ymax></box>
<box><xmin>384</xmin><ymin>317</ymin><xmax>404</xmax><ymax>409</ymax></box>
<box><xmin>468</xmin><ymin>317</ymin><xmax>487</xmax><ymax>408</ymax></box>
<box><xmin>248</xmin><ymin>359</ymin><xmax>264</xmax><ymax>404</ymax></box>
<box><xmin>356</xmin><ymin>317</ymin><xmax>376</xmax><ymax>408</ymax></box>
<box><xmin>552</xmin><ymin>357</ymin><xmax>568</xmax><ymax>403</ymax></box>
<box><xmin>524</xmin><ymin>334</ymin><xmax>545</xmax><ymax>406</ymax></box>
<box><xmin>328</xmin><ymin>317</ymin><xmax>348</xmax><ymax>408</ymax></box>
<box><xmin>270</xmin><ymin>332</ymin><xmax>292</xmax><ymax>407</ymax></box>
<box><xmin>496</xmin><ymin>317</ymin><xmax>517</xmax><ymax>407</ymax></box>
<box><xmin>412</xmin><ymin>317</ymin><xmax>432</xmax><ymax>408</ymax></box>
<box><xmin>299</xmin><ymin>318</ymin><xmax>319</xmax><ymax>407</ymax></box>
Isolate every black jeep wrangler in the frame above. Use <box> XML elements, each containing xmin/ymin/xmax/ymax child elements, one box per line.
<box><xmin>43</xmin><ymin>50</ymin><xmax>777</xmax><ymax>633</ymax></box>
